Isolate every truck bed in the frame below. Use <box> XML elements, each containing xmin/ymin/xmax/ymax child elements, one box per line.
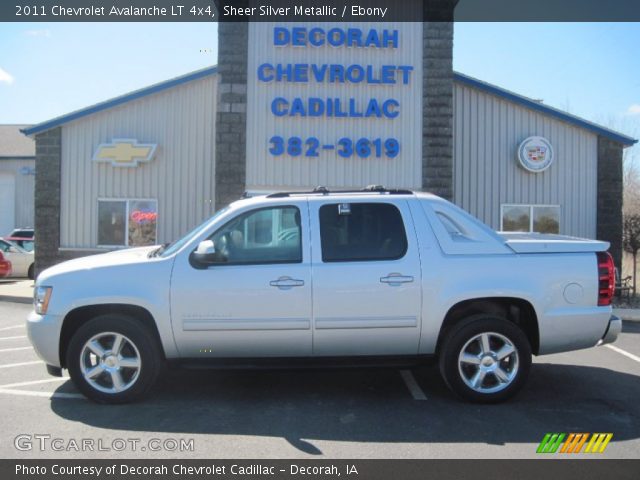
<box><xmin>499</xmin><ymin>232</ymin><xmax>609</xmax><ymax>254</ymax></box>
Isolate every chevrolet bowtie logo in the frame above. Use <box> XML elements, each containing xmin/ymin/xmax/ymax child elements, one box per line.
<box><xmin>93</xmin><ymin>139</ymin><xmax>157</xmax><ymax>167</ymax></box>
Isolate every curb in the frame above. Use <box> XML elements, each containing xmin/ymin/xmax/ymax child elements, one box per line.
<box><xmin>612</xmin><ymin>309</ymin><xmax>640</xmax><ymax>323</ymax></box>
<box><xmin>0</xmin><ymin>295</ymin><xmax>32</xmax><ymax>305</ymax></box>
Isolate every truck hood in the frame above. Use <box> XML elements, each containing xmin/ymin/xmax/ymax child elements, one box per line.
<box><xmin>499</xmin><ymin>232</ymin><xmax>609</xmax><ymax>254</ymax></box>
<box><xmin>38</xmin><ymin>246</ymin><xmax>159</xmax><ymax>282</ymax></box>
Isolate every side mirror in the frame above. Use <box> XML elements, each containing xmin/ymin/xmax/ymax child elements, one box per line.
<box><xmin>190</xmin><ymin>240</ymin><xmax>217</xmax><ymax>269</ymax></box>
<box><xmin>8</xmin><ymin>247</ymin><xmax>18</xmax><ymax>253</ymax></box>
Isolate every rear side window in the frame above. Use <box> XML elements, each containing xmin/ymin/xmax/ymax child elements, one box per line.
<box><xmin>319</xmin><ymin>203</ymin><xmax>408</xmax><ymax>262</ymax></box>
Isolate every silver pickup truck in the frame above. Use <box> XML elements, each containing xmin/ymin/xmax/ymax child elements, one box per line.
<box><xmin>28</xmin><ymin>187</ymin><xmax>621</xmax><ymax>404</ymax></box>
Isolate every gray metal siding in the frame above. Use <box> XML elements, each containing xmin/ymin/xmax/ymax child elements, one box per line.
<box><xmin>60</xmin><ymin>75</ymin><xmax>217</xmax><ymax>248</ymax></box>
<box><xmin>453</xmin><ymin>83</ymin><xmax>598</xmax><ymax>238</ymax></box>
<box><xmin>0</xmin><ymin>158</ymin><xmax>35</xmax><ymax>228</ymax></box>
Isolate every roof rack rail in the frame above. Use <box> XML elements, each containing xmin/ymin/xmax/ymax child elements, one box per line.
<box><xmin>265</xmin><ymin>185</ymin><xmax>414</xmax><ymax>198</ymax></box>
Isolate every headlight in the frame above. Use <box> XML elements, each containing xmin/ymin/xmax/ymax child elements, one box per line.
<box><xmin>34</xmin><ymin>286</ymin><xmax>52</xmax><ymax>315</ymax></box>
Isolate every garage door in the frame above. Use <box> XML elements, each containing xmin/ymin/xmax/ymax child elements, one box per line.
<box><xmin>0</xmin><ymin>172</ymin><xmax>16</xmax><ymax>236</ymax></box>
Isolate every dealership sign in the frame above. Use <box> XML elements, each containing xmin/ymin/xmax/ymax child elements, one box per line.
<box><xmin>257</xmin><ymin>26</ymin><xmax>410</xmax><ymax>160</ymax></box>
<box><xmin>93</xmin><ymin>139</ymin><xmax>157</xmax><ymax>167</ymax></box>
<box><xmin>517</xmin><ymin>136</ymin><xmax>554</xmax><ymax>173</ymax></box>
<box><xmin>252</xmin><ymin>24</ymin><xmax>418</xmax><ymax>155</ymax></box>
<box><xmin>246</xmin><ymin>22</ymin><xmax>422</xmax><ymax>189</ymax></box>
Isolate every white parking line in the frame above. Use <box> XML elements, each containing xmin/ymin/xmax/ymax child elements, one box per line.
<box><xmin>0</xmin><ymin>346</ymin><xmax>32</xmax><ymax>353</ymax></box>
<box><xmin>0</xmin><ymin>335</ymin><xmax>27</xmax><ymax>340</ymax></box>
<box><xmin>0</xmin><ymin>325</ymin><xmax>24</xmax><ymax>332</ymax></box>
<box><xmin>399</xmin><ymin>369</ymin><xmax>428</xmax><ymax>400</ymax></box>
<box><xmin>0</xmin><ymin>360</ymin><xmax>42</xmax><ymax>369</ymax></box>
<box><xmin>0</xmin><ymin>388</ymin><xmax>83</xmax><ymax>399</ymax></box>
<box><xmin>606</xmin><ymin>344</ymin><xmax>640</xmax><ymax>364</ymax></box>
<box><xmin>0</xmin><ymin>378</ymin><xmax>67</xmax><ymax>389</ymax></box>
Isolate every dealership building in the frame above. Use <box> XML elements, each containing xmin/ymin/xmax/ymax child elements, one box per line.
<box><xmin>23</xmin><ymin>21</ymin><xmax>637</xmax><ymax>274</ymax></box>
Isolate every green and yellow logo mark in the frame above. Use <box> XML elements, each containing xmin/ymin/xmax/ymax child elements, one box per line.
<box><xmin>536</xmin><ymin>433</ymin><xmax>613</xmax><ymax>454</ymax></box>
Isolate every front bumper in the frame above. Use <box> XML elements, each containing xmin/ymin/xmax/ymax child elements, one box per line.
<box><xmin>26</xmin><ymin>310</ymin><xmax>63</xmax><ymax>368</ymax></box>
<box><xmin>598</xmin><ymin>314</ymin><xmax>622</xmax><ymax>346</ymax></box>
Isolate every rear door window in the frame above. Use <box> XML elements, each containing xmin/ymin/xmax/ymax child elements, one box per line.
<box><xmin>319</xmin><ymin>203</ymin><xmax>408</xmax><ymax>262</ymax></box>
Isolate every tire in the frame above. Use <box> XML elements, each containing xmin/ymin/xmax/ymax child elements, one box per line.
<box><xmin>66</xmin><ymin>314</ymin><xmax>163</xmax><ymax>404</ymax></box>
<box><xmin>28</xmin><ymin>264</ymin><xmax>34</xmax><ymax>280</ymax></box>
<box><xmin>438</xmin><ymin>314</ymin><xmax>531</xmax><ymax>403</ymax></box>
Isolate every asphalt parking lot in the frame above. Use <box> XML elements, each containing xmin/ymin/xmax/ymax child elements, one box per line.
<box><xmin>0</xmin><ymin>301</ymin><xmax>639</xmax><ymax>459</ymax></box>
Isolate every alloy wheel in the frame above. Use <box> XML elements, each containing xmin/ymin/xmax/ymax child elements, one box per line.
<box><xmin>79</xmin><ymin>332</ymin><xmax>141</xmax><ymax>394</ymax></box>
<box><xmin>457</xmin><ymin>331</ymin><xmax>519</xmax><ymax>394</ymax></box>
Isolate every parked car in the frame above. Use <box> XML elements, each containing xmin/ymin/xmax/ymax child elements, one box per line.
<box><xmin>0</xmin><ymin>251</ymin><xmax>12</xmax><ymax>278</ymax></box>
<box><xmin>5</xmin><ymin>228</ymin><xmax>35</xmax><ymax>252</ymax></box>
<box><xmin>8</xmin><ymin>227</ymin><xmax>34</xmax><ymax>239</ymax></box>
<box><xmin>4</xmin><ymin>238</ymin><xmax>33</xmax><ymax>252</ymax></box>
<box><xmin>0</xmin><ymin>238</ymin><xmax>34</xmax><ymax>279</ymax></box>
<box><xmin>27</xmin><ymin>187</ymin><xmax>620</xmax><ymax>404</ymax></box>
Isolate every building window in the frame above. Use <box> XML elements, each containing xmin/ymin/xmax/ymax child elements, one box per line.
<box><xmin>319</xmin><ymin>203</ymin><xmax>408</xmax><ymax>262</ymax></box>
<box><xmin>501</xmin><ymin>204</ymin><xmax>560</xmax><ymax>234</ymax></box>
<box><xmin>98</xmin><ymin>199</ymin><xmax>158</xmax><ymax>247</ymax></box>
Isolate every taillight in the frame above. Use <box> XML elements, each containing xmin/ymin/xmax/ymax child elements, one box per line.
<box><xmin>596</xmin><ymin>251</ymin><xmax>615</xmax><ymax>306</ymax></box>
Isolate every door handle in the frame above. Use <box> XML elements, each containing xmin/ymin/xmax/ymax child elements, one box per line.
<box><xmin>270</xmin><ymin>276</ymin><xmax>305</xmax><ymax>288</ymax></box>
<box><xmin>380</xmin><ymin>273</ymin><xmax>414</xmax><ymax>285</ymax></box>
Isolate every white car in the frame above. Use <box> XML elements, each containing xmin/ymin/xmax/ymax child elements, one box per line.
<box><xmin>27</xmin><ymin>187</ymin><xmax>620</xmax><ymax>404</ymax></box>
<box><xmin>0</xmin><ymin>238</ymin><xmax>34</xmax><ymax>279</ymax></box>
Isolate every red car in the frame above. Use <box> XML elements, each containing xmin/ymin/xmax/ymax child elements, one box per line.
<box><xmin>0</xmin><ymin>251</ymin><xmax>12</xmax><ymax>278</ymax></box>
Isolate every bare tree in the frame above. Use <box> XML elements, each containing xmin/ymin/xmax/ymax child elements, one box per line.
<box><xmin>623</xmin><ymin>213</ymin><xmax>640</xmax><ymax>294</ymax></box>
<box><xmin>623</xmin><ymin>137</ymin><xmax>640</xmax><ymax>295</ymax></box>
<box><xmin>625</xmin><ymin>167</ymin><xmax>640</xmax><ymax>215</ymax></box>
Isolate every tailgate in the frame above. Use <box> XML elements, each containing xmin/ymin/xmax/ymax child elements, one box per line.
<box><xmin>499</xmin><ymin>232</ymin><xmax>609</xmax><ymax>253</ymax></box>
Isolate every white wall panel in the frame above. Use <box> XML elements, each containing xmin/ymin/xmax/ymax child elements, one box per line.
<box><xmin>0</xmin><ymin>159</ymin><xmax>35</xmax><ymax>229</ymax></box>
<box><xmin>60</xmin><ymin>75</ymin><xmax>217</xmax><ymax>248</ymax></box>
<box><xmin>453</xmin><ymin>83</ymin><xmax>598</xmax><ymax>238</ymax></box>
<box><xmin>246</xmin><ymin>22</ymin><xmax>423</xmax><ymax>191</ymax></box>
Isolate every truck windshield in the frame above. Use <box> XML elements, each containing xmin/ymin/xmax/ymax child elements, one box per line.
<box><xmin>157</xmin><ymin>206</ymin><xmax>230</xmax><ymax>258</ymax></box>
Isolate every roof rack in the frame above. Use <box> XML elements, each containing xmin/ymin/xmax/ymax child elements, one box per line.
<box><xmin>265</xmin><ymin>185</ymin><xmax>414</xmax><ymax>198</ymax></box>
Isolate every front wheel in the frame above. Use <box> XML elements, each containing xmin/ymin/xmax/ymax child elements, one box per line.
<box><xmin>66</xmin><ymin>314</ymin><xmax>163</xmax><ymax>404</ymax></box>
<box><xmin>439</xmin><ymin>315</ymin><xmax>531</xmax><ymax>403</ymax></box>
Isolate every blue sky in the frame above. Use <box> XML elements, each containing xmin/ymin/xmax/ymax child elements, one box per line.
<box><xmin>0</xmin><ymin>22</ymin><xmax>638</xmax><ymax>161</ymax></box>
<box><xmin>0</xmin><ymin>23</ymin><xmax>218</xmax><ymax>123</ymax></box>
<box><xmin>455</xmin><ymin>23</ymin><xmax>640</xmax><ymax>135</ymax></box>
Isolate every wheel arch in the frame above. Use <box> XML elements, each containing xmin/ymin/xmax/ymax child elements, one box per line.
<box><xmin>436</xmin><ymin>297</ymin><xmax>540</xmax><ymax>355</ymax></box>
<box><xmin>59</xmin><ymin>304</ymin><xmax>165</xmax><ymax>368</ymax></box>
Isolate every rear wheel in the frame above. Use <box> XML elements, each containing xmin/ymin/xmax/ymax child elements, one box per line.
<box><xmin>439</xmin><ymin>315</ymin><xmax>531</xmax><ymax>403</ymax></box>
<box><xmin>66</xmin><ymin>314</ymin><xmax>163</xmax><ymax>404</ymax></box>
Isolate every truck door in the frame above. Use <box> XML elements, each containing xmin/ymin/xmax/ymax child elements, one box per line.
<box><xmin>309</xmin><ymin>199</ymin><xmax>422</xmax><ymax>356</ymax></box>
<box><xmin>170</xmin><ymin>202</ymin><xmax>313</xmax><ymax>357</ymax></box>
